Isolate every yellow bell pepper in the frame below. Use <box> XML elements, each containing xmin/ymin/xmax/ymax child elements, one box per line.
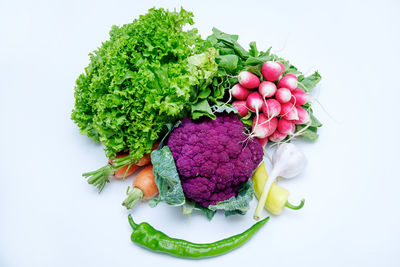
<box><xmin>252</xmin><ymin>162</ymin><xmax>304</xmax><ymax>215</ymax></box>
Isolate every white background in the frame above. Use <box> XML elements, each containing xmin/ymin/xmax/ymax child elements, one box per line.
<box><xmin>1</xmin><ymin>0</ymin><xmax>399</xmax><ymax>266</ymax></box>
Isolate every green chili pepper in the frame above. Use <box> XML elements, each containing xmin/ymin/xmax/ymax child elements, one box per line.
<box><xmin>128</xmin><ymin>214</ymin><xmax>269</xmax><ymax>259</ymax></box>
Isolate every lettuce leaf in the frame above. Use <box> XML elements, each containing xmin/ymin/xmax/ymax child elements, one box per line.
<box><xmin>71</xmin><ymin>8</ymin><xmax>218</xmax><ymax>160</ymax></box>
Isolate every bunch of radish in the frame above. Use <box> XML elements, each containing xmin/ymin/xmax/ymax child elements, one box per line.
<box><xmin>231</xmin><ymin>61</ymin><xmax>310</xmax><ymax>146</ymax></box>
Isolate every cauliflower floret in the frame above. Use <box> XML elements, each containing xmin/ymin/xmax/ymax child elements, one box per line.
<box><xmin>168</xmin><ymin>113</ymin><xmax>263</xmax><ymax>207</ymax></box>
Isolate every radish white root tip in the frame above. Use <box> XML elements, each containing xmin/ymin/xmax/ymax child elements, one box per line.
<box><xmin>309</xmin><ymin>96</ymin><xmax>340</xmax><ymax>124</ymax></box>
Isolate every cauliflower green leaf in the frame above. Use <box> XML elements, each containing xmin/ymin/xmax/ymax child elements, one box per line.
<box><xmin>151</xmin><ymin>146</ymin><xmax>185</xmax><ymax>206</ymax></box>
<box><xmin>208</xmin><ymin>180</ymin><xmax>254</xmax><ymax>216</ymax></box>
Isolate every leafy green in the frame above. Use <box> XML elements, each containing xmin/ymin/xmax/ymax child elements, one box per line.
<box><xmin>296</xmin><ymin>125</ymin><xmax>319</xmax><ymax>141</ymax></box>
<box><xmin>191</xmin><ymin>99</ymin><xmax>215</xmax><ymax>120</ymax></box>
<box><xmin>244</xmin><ymin>55</ymin><xmax>272</xmax><ymax>65</ymax></box>
<box><xmin>180</xmin><ymin>181</ymin><xmax>253</xmax><ymax>220</ymax></box>
<box><xmin>295</xmin><ymin>107</ymin><xmax>323</xmax><ymax>141</ymax></box>
<box><xmin>157</xmin><ymin>121</ymin><xmax>181</xmax><ymax>149</ymax></box>
<box><xmin>71</xmin><ymin>8</ymin><xmax>218</xmax><ymax>160</ymax></box>
<box><xmin>151</xmin><ymin>146</ymin><xmax>185</xmax><ymax>206</ymax></box>
<box><xmin>245</xmin><ymin>64</ymin><xmax>263</xmax><ymax>78</ymax></box>
<box><xmin>181</xmin><ymin>201</ymin><xmax>195</xmax><ymax>215</ymax></box>
<box><xmin>298</xmin><ymin>71</ymin><xmax>322</xmax><ymax>92</ymax></box>
<box><xmin>195</xmin><ymin>203</ymin><xmax>217</xmax><ymax>220</ymax></box>
<box><xmin>181</xmin><ymin>201</ymin><xmax>216</xmax><ymax>220</ymax></box>
<box><xmin>211</xmin><ymin>104</ymin><xmax>237</xmax><ymax>114</ymax></box>
<box><xmin>216</xmin><ymin>54</ymin><xmax>239</xmax><ymax>72</ymax></box>
<box><xmin>285</xmin><ymin>65</ymin><xmax>302</xmax><ymax>75</ymax></box>
<box><xmin>208</xmin><ymin>180</ymin><xmax>254</xmax><ymax>216</ymax></box>
<box><xmin>245</xmin><ymin>47</ymin><xmax>274</xmax><ymax>65</ymax></box>
<box><xmin>248</xmin><ymin>41</ymin><xmax>259</xmax><ymax>57</ymax></box>
<box><xmin>211</xmin><ymin>28</ymin><xmax>250</xmax><ymax>59</ymax></box>
<box><xmin>241</xmin><ymin>119</ymin><xmax>254</xmax><ymax>127</ymax></box>
<box><xmin>187</xmin><ymin>47</ymin><xmax>219</xmax><ymax>101</ymax></box>
<box><xmin>310</xmin><ymin>113</ymin><xmax>322</xmax><ymax>127</ymax></box>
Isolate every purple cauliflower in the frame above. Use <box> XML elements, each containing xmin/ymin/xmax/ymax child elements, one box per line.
<box><xmin>167</xmin><ymin>113</ymin><xmax>263</xmax><ymax>207</ymax></box>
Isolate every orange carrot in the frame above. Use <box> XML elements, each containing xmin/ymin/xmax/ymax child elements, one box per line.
<box><xmin>122</xmin><ymin>165</ymin><xmax>158</xmax><ymax>209</ymax></box>
<box><xmin>114</xmin><ymin>164</ymin><xmax>140</xmax><ymax>179</ymax></box>
<box><xmin>136</xmin><ymin>154</ymin><xmax>151</xmax><ymax>167</ymax></box>
<box><xmin>133</xmin><ymin>165</ymin><xmax>158</xmax><ymax>200</ymax></box>
<box><xmin>151</xmin><ymin>142</ymin><xmax>161</xmax><ymax>151</ymax></box>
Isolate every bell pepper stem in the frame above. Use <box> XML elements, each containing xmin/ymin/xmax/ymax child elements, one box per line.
<box><xmin>285</xmin><ymin>198</ymin><xmax>305</xmax><ymax>210</ymax></box>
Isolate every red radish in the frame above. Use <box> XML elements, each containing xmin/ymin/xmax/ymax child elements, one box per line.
<box><xmin>269</xmin><ymin>130</ymin><xmax>287</xmax><ymax>142</ymax></box>
<box><xmin>238</xmin><ymin>71</ymin><xmax>260</xmax><ymax>89</ymax></box>
<box><xmin>259</xmin><ymin>81</ymin><xmax>277</xmax><ymax>98</ymax></box>
<box><xmin>290</xmin><ymin>88</ymin><xmax>308</xmax><ymax>105</ymax></box>
<box><xmin>261</xmin><ymin>98</ymin><xmax>281</xmax><ymax>118</ymax></box>
<box><xmin>276</xmin><ymin>61</ymin><xmax>285</xmax><ymax>74</ymax></box>
<box><xmin>280</xmin><ymin>102</ymin><xmax>299</xmax><ymax>120</ymax></box>
<box><xmin>247</xmin><ymin>92</ymin><xmax>265</xmax><ymax>134</ymax></box>
<box><xmin>275</xmin><ymin>88</ymin><xmax>292</xmax><ymax>104</ymax></box>
<box><xmin>246</xmin><ymin>93</ymin><xmax>264</xmax><ymax>112</ymax></box>
<box><xmin>262</xmin><ymin>61</ymin><xmax>282</xmax><ymax>82</ymax></box>
<box><xmin>278</xmin><ymin>118</ymin><xmax>295</xmax><ymax>135</ymax></box>
<box><xmin>230</xmin><ymin>84</ymin><xmax>251</xmax><ymax>100</ymax></box>
<box><xmin>293</xmin><ymin>106</ymin><xmax>311</xmax><ymax>125</ymax></box>
<box><xmin>278</xmin><ymin>74</ymin><xmax>298</xmax><ymax>90</ymax></box>
<box><xmin>257</xmin><ymin>136</ymin><xmax>269</xmax><ymax>147</ymax></box>
<box><xmin>252</xmin><ymin>114</ymin><xmax>278</xmax><ymax>138</ymax></box>
<box><xmin>232</xmin><ymin>100</ymin><xmax>249</xmax><ymax>117</ymax></box>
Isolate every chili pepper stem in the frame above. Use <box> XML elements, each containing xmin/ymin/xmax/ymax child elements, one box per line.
<box><xmin>82</xmin><ymin>164</ymin><xmax>115</xmax><ymax>192</ymax></box>
<box><xmin>285</xmin><ymin>198</ymin><xmax>305</xmax><ymax>210</ymax></box>
<box><xmin>122</xmin><ymin>187</ymin><xmax>144</xmax><ymax>209</ymax></box>
<box><xmin>128</xmin><ymin>214</ymin><xmax>138</xmax><ymax>230</ymax></box>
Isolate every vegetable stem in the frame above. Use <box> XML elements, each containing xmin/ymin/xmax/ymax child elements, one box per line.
<box><xmin>128</xmin><ymin>214</ymin><xmax>138</xmax><ymax>231</ymax></box>
<box><xmin>122</xmin><ymin>164</ymin><xmax>133</xmax><ymax>180</ymax></box>
<box><xmin>285</xmin><ymin>199</ymin><xmax>305</xmax><ymax>210</ymax></box>
<box><xmin>82</xmin><ymin>165</ymin><xmax>114</xmax><ymax>192</ymax></box>
<box><xmin>113</xmin><ymin>155</ymin><xmax>136</xmax><ymax>169</ymax></box>
<box><xmin>122</xmin><ymin>187</ymin><xmax>144</xmax><ymax>209</ymax></box>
